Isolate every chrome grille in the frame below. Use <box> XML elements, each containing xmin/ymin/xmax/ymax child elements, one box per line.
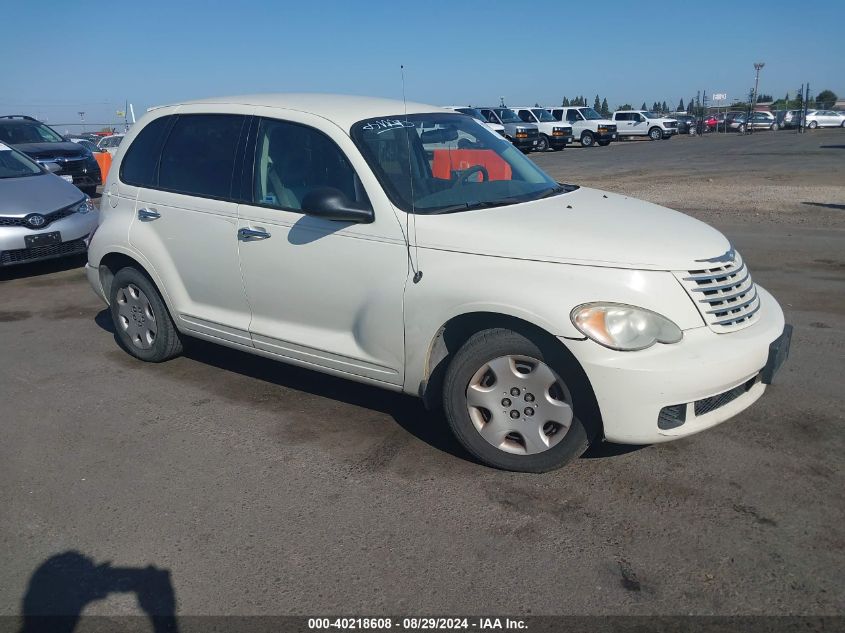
<box><xmin>675</xmin><ymin>250</ymin><xmax>760</xmax><ymax>332</ymax></box>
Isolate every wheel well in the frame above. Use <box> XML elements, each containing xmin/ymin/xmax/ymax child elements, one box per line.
<box><xmin>98</xmin><ymin>252</ymin><xmax>148</xmax><ymax>301</ymax></box>
<box><xmin>421</xmin><ymin>312</ymin><xmax>602</xmax><ymax>435</ymax></box>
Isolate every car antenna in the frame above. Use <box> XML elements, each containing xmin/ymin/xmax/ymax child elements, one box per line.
<box><xmin>402</xmin><ymin>64</ymin><xmax>423</xmax><ymax>283</ymax></box>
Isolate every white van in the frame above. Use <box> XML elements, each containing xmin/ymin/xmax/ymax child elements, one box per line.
<box><xmin>511</xmin><ymin>107</ymin><xmax>574</xmax><ymax>151</ymax></box>
<box><xmin>86</xmin><ymin>94</ymin><xmax>791</xmax><ymax>472</ymax></box>
<box><xmin>545</xmin><ymin>106</ymin><xmax>617</xmax><ymax>147</ymax></box>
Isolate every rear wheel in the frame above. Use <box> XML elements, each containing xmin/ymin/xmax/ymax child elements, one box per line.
<box><xmin>109</xmin><ymin>267</ymin><xmax>183</xmax><ymax>362</ymax></box>
<box><xmin>580</xmin><ymin>131</ymin><xmax>595</xmax><ymax>147</ymax></box>
<box><xmin>648</xmin><ymin>127</ymin><xmax>662</xmax><ymax>141</ymax></box>
<box><xmin>442</xmin><ymin>328</ymin><xmax>598</xmax><ymax>472</ymax></box>
<box><xmin>536</xmin><ymin>134</ymin><xmax>549</xmax><ymax>152</ymax></box>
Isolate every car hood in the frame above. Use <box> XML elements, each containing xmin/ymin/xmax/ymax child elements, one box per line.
<box><xmin>11</xmin><ymin>141</ymin><xmax>89</xmax><ymax>160</ymax></box>
<box><xmin>0</xmin><ymin>173</ymin><xmax>84</xmax><ymax>216</ymax></box>
<box><xmin>413</xmin><ymin>186</ymin><xmax>730</xmax><ymax>271</ymax></box>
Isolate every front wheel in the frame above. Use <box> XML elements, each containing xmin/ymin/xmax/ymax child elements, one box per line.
<box><xmin>648</xmin><ymin>127</ymin><xmax>662</xmax><ymax>141</ymax></box>
<box><xmin>536</xmin><ymin>134</ymin><xmax>549</xmax><ymax>152</ymax></box>
<box><xmin>597</xmin><ymin>139</ymin><xmax>611</xmax><ymax>146</ymax></box>
<box><xmin>110</xmin><ymin>267</ymin><xmax>183</xmax><ymax>362</ymax></box>
<box><xmin>442</xmin><ymin>328</ymin><xmax>598</xmax><ymax>472</ymax></box>
<box><xmin>580</xmin><ymin>131</ymin><xmax>595</xmax><ymax>147</ymax></box>
<box><xmin>808</xmin><ymin>121</ymin><xmax>818</xmax><ymax>129</ymax></box>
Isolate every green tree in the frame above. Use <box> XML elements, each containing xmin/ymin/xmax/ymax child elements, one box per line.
<box><xmin>662</xmin><ymin>101</ymin><xmax>668</xmax><ymax>113</ymax></box>
<box><xmin>678</xmin><ymin>98</ymin><xmax>684</xmax><ymax>112</ymax></box>
<box><xmin>594</xmin><ymin>94</ymin><xmax>601</xmax><ymax>111</ymax></box>
<box><xmin>619</xmin><ymin>104</ymin><xmax>633</xmax><ymax>111</ymax></box>
<box><xmin>601</xmin><ymin>97</ymin><xmax>609</xmax><ymax>117</ymax></box>
<box><xmin>641</xmin><ymin>102</ymin><xmax>647</xmax><ymax>110</ymax></box>
<box><xmin>816</xmin><ymin>89</ymin><xmax>838</xmax><ymax>108</ymax></box>
<box><xmin>562</xmin><ymin>96</ymin><xmax>570</xmax><ymax>106</ymax></box>
<box><xmin>757</xmin><ymin>94</ymin><xmax>773</xmax><ymax>103</ymax></box>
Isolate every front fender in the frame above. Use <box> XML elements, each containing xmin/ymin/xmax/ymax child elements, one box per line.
<box><xmin>402</xmin><ymin>249</ymin><xmax>703</xmax><ymax>395</ymax></box>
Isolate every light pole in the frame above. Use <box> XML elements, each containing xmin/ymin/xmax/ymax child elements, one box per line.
<box><xmin>750</xmin><ymin>62</ymin><xmax>765</xmax><ymax>133</ymax></box>
<box><xmin>77</xmin><ymin>111</ymin><xmax>86</xmax><ymax>133</ymax></box>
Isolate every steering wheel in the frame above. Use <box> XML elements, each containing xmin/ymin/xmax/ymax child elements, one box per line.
<box><xmin>453</xmin><ymin>165</ymin><xmax>489</xmax><ymax>187</ymax></box>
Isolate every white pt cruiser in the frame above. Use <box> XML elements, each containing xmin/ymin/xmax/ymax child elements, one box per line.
<box><xmin>86</xmin><ymin>94</ymin><xmax>792</xmax><ymax>472</ymax></box>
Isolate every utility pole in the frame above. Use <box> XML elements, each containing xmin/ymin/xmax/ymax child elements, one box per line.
<box><xmin>77</xmin><ymin>111</ymin><xmax>86</xmax><ymax>133</ymax></box>
<box><xmin>750</xmin><ymin>62</ymin><xmax>764</xmax><ymax>135</ymax></box>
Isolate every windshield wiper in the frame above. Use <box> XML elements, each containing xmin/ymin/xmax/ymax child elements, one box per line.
<box><xmin>424</xmin><ymin>199</ymin><xmax>516</xmax><ymax>215</ymax></box>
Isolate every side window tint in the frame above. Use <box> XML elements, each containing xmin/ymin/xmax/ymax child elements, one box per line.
<box><xmin>121</xmin><ymin>116</ymin><xmax>172</xmax><ymax>187</ymax></box>
<box><xmin>517</xmin><ymin>110</ymin><xmax>532</xmax><ymax>123</ymax></box>
<box><xmin>252</xmin><ymin>118</ymin><xmax>366</xmax><ymax>212</ymax></box>
<box><xmin>158</xmin><ymin>114</ymin><xmax>245</xmax><ymax>199</ymax></box>
<box><xmin>566</xmin><ymin>110</ymin><xmax>578</xmax><ymax>122</ymax></box>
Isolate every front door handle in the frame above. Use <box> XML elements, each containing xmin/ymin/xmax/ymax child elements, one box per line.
<box><xmin>137</xmin><ymin>207</ymin><xmax>161</xmax><ymax>221</ymax></box>
<box><xmin>238</xmin><ymin>227</ymin><xmax>271</xmax><ymax>241</ymax></box>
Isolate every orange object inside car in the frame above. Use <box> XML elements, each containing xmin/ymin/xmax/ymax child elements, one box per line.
<box><xmin>432</xmin><ymin>149</ymin><xmax>512</xmax><ymax>181</ymax></box>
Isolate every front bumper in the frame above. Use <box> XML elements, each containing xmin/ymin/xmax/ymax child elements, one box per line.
<box><xmin>663</xmin><ymin>128</ymin><xmax>678</xmax><ymax>137</ymax></box>
<box><xmin>550</xmin><ymin>134</ymin><xmax>574</xmax><ymax>149</ymax></box>
<box><xmin>511</xmin><ymin>136</ymin><xmax>539</xmax><ymax>150</ymax></box>
<box><xmin>0</xmin><ymin>213</ymin><xmax>98</xmax><ymax>266</ymax></box>
<box><xmin>595</xmin><ymin>131</ymin><xmax>617</xmax><ymax>142</ymax></box>
<box><xmin>565</xmin><ymin>286</ymin><xmax>787</xmax><ymax>444</ymax></box>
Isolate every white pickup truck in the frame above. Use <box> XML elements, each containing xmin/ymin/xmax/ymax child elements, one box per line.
<box><xmin>545</xmin><ymin>106</ymin><xmax>617</xmax><ymax>147</ymax></box>
<box><xmin>612</xmin><ymin>110</ymin><xmax>678</xmax><ymax>140</ymax></box>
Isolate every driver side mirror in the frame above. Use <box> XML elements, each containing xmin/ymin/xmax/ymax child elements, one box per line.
<box><xmin>301</xmin><ymin>188</ymin><xmax>374</xmax><ymax>224</ymax></box>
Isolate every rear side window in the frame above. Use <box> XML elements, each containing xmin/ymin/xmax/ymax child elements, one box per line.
<box><xmin>121</xmin><ymin>116</ymin><xmax>172</xmax><ymax>187</ymax></box>
<box><xmin>158</xmin><ymin>114</ymin><xmax>246</xmax><ymax>199</ymax></box>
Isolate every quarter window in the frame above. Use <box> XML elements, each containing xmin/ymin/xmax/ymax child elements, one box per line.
<box><xmin>252</xmin><ymin>118</ymin><xmax>366</xmax><ymax>212</ymax></box>
<box><xmin>120</xmin><ymin>116</ymin><xmax>173</xmax><ymax>188</ymax></box>
<box><xmin>158</xmin><ymin>114</ymin><xmax>245</xmax><ymax>199</ymax></box>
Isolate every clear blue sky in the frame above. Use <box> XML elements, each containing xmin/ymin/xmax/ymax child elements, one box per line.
<box><xmin>2</xmin><ymin>0</ymin><xmax>842</xmax><ymax>130</ymax></box>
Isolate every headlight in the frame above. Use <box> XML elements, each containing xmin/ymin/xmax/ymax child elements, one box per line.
<box><xmin>75</xmin><ymin>196</ymin><xmax>94</xmax><ymax>214</ymax></box>
<box><xmin>571</xmin><ymin>303</ymin><xmax>683</xmax><ymax>351</ymax></box>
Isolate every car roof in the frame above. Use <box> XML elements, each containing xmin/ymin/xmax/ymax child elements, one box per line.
<box><xmin>154</xmin><ymin>93</ymin><xmax>450</xmax><ymax>131</ymax></box>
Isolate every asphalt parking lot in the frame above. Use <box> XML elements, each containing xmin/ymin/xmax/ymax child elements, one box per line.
<box><xmin>1</xmin><ymin>130</ymin><xmax>843</xmax><ymax>618</ymax></box>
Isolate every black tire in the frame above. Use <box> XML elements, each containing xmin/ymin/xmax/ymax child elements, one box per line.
<box><xmin>808</xmin><ymin>121</ymin><xmax>818</xmax><ymax>129</ymax></box>
<box><xmin>80</xmin><ymin>186</ymin><xmax>97</xmax><ymax>196</ymax></box>
<box><xmin>109</xmin><ymin>266</ymin><xmax>183</xmax><ymax>362</ymax></box>
<box><xmin>580</xmin><ymin>131</ymin><xmax>595</xmax><ymax>147</ymax></box>
<box><xmin>536</xmin><ymin>134</ymin><xmax>549</xmax><ymax>152</ymax></box>
<box><xmin>442</xmin><ymin>328</ymin><xmax>600</xmax><ymax>472</ymax></box>
<box><xmin>597</xmin><ymin>139</ymin><xmax>611</xmax><ymax>146</ymax></box>
<box><xmin>648</xmin><ymin>127</ymin><xmax>662</xmax><ymax>141</ymax></box>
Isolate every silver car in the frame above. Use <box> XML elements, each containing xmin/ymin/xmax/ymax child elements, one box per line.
<box><xmin>805</xmin><ymin>110</ymin><xmax>845</xmax><ymax>129</ymax></box>
<box><xmin>0</xmin><ymin>141</ymin><xmax>98</xmax><ymax>266</ymax></box>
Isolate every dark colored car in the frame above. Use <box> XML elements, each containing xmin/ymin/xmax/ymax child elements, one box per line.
<box><xmin>673</xmin><ymin>114</ymin><xmax>697</xmax><ymax>134</ymax></box>
<box><xmin>0</xmin><ymin>115</ymin><xmax>101</xmax><ymax>195</ymax></box>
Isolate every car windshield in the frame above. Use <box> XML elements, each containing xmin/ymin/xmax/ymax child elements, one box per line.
<box><xmin>0</xmin><ymin>142</ymin><xmax>42</xmax><ymax>178</ymax></box>
<box><xmin>495</xmin><ymin>109</ymin><xmax>521</xmax><ymax>123</ymax></box>
<box><xmin>455</xmin><ymin>108</ymin><xmax>485</xmax><ymax>121</ymax></box>
<box><xmin>0</xmin><ymin>120</ymin><xmax>64</xmax><ymax>144</ymax></box>
<box><xmin>351</xmin><ymin>113</ymin><xmax>569</xmax><ymax>215</ymax></box>
<box><xmin>532</xmin><ymin>109</ymin><xmax>556</xmax><ymax>122</ymax></box>
<box><xmin>579</xmin><ymin>108</ymin><xmax>603</xmax><ymax>120</ymax></box>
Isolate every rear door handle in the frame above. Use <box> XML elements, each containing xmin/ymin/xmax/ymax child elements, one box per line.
<box><xmin>238</xmin><ymin>227</ymin><xmax>271</xmax><ymax>241</ymax></box>
<box><xmin>137</xmin><ymin>207</ymin><xmax>161</xmax><ymax>221</ymax></box>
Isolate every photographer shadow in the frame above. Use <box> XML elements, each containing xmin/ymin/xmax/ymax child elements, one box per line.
<box><xmin>19</xmin><ymin>551</ymin><xmax>178</xmax><ymax>633</ymax></box>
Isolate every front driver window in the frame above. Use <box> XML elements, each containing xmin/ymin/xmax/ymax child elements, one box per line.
<box><xmin>253</xmin><ymin>118</ymin><xmax>367</xmax><ymax>212</ymax></box>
